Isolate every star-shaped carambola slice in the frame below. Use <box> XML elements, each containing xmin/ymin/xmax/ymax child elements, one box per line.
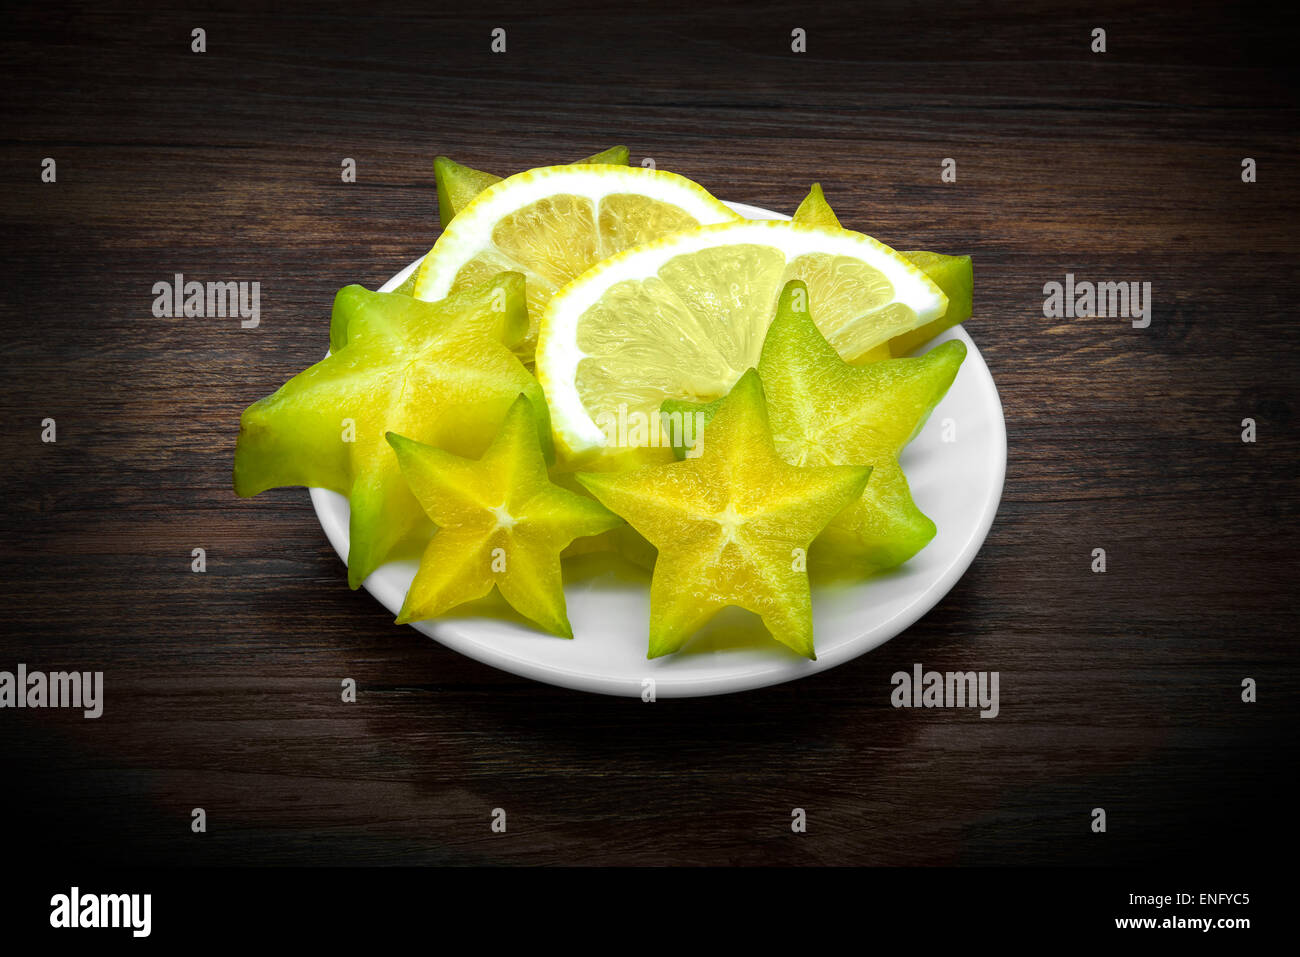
<box><xmin>387</xmin><ymin>396</ymin><xmax>622</xmax><ymax>636</ymax></box>
<box><xmin>663</xmin><ymin>280</ymin><xmax>966</xmax><ymax>575</ymax></box>
<box><xmin>234</xmin><ymin>272</ymin><xmax>551</xmax><ymax>589</ymax></box>
<box><xmin>578</xmin><ymin>370</ymin><xmax>871</xmax><ymax>659</ymax></box>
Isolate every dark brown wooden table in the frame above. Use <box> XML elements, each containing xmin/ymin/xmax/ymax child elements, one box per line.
<box><xmin>1</xmin><ymin>0</ymin><xmax>1295</xmax><ymax>866</ymax></box>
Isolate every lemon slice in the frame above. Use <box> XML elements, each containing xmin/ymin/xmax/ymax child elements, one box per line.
<box><xmin>535</xmin><ymin>220</ymin><xmax>948</xmax><ymax>461</ymax></box>
<box><xmin>412</xmin><ymin>165</ymin><xmax>739</xmax><ymax>353</ymax></box>
<box><xmin>435</xmin><ymin>146</ymin><xmax>630</xmax><ymax>229</ymax></box>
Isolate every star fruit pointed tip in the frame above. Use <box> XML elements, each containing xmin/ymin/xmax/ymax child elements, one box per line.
<box><xmin>931</xmin><ymin>337</ymin><xmax>968</xmax><ymax>361</ymax></box>
<box><xmin>710</xmin><ymin>367</ymin><xmax>770</xmax><ymax>435</ymax></box>
<box><xmin>495</xmin><ymin>392</ymin><xmax>544</xmax><ymax>451</ymax></box>
<box><xmin>505</xmin><ymin>390</ymin><xmax>537</xmax><ymax>417</ymax></box>
<box><xmin>548</xmin><ymin>619</ymin><xmax>576</xmax><ymax>640</ymax></box>
<box><xmin>730</xmin><ymin>366</ymin><xmax>764</xmax><ymax>397</ymax></box>
<box><xmin>579</xmin><ymin>145</ymin><xmax>630</xmax><ymax>165</ymax></box>
<box><xmin>384</xmin><ymin>430</ymin><xmax>415</xmax><ymax>456</ymax></box>
<box><xmin>776</xmin><ymin>277</ymin><xmax>810</xmax><ymax>311</ymax></box>
<box><xmin>788</xmin><ymin>640</ymin><xmax>817</xmax><ymax>662</ymax></box>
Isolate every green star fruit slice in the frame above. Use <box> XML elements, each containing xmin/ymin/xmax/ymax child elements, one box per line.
<box><xmin>234</xmin><ymin>273</ymin><xmax>550</xmax><ymax>589</ymax></box>
<box><xmin>790</xmin><ymin>183</ymin><xmax>973</xmax><ymax>357</ymax></box>
<box><xmin>887</xmin><ymin>251</ymin><xmax>973</xmax><ymax>356</ymax></box>
<box><xmin>578</xmin><ymin>369</ymin><xmax>871</xmax><ymax>660</ymax></box>
<box><xmin>388</xmin><ymin>395</ymin><xmax>622</xmax><ymax>637</ymax></box>
<box><xmin>435</xmin><ymin>157</ymin><xmax>504</xmax><ymax>233</ymax></box>
<box><xmin>663</xmin><ymin>279</ymin><xmax>966</xmax><ymax>575</ymax></box>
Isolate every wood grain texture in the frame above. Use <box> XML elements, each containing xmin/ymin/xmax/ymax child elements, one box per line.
<box><xmin>1</xmin><ymin>0</ymin><xmax>1296</xmax><ymax>866</ymax></box>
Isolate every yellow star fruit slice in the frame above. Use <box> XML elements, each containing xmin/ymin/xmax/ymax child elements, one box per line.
<box><xmin>790</xmin><ymin>183</ymin><xmax>974</xmax><ymax>357</ymax></box>
<box><xmin>412</xmin><ymin>165</ymin><xmax>740</xmax><ymax>358</ymax></box>
<box><xmin>388</xmin><ymin>396</ymin><xmax>622</xmax><ymax>636</ymax></box>
<box><xmin>233</xmin><ymin>273</ymin><xmax>549</xmax><ymax>588</ymax></box>
<box><xmin>577</xmin><ymin>369</ymin><xmax>872</xmax><ymax>659</ymax></box>
<box><xmin>664</xmin><ymin>280</ymin><xmax>966</xmax><ymax>575</ymax></box>
<box><xmin>536</xmin><ymin>219</ymin><xmax>948</xmax><ymax>466</ymax></box>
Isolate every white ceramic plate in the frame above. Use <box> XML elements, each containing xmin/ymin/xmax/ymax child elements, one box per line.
<box><xmin>310</xmin><ymin>201</ymin><xmax>1006</xmax><ymax>697</ymax></box>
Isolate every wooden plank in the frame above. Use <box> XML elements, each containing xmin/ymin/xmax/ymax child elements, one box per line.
<box><xmin>0</xmin><ymin>0</ymin><xmax>1295</xmax><ymax>866</ymax></box>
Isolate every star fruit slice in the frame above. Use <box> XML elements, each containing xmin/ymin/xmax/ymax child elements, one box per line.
<box><xmin>234</xmin><ymin>273</ymin><xmax>550</xmax><ymax>588</ymax></box>
<box><xmin>792</xmin><ymin>182</ymin><xmax>842</xmax><ymax>230</ymax></box>
<box><xmin>578</xmin><ymin>369</ymin><xmax>872</xmax><ymax>659</ymax></box>
<box><xmin>663</xmin><ymin>279</ymin><xmax>965</xmax><ymax>574</ymax></box>
<box><xmin>388</xmin><ymin>395</ymin><xmax>622</xmax><ymax>636</ymax></box>
<box><xmin>790</xmin><ymin>183</ymin><xmax>973</xmax><ymax>357</ymax></box>
<box><xmin>886</xmin><ymin>251</ymin><xmax>973</xmax><ymax>356</ymax></box>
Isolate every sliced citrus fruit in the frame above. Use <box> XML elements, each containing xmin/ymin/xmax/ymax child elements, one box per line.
<box><xmin>434</xmin><ymin>146</ymin><xmax>630</xmax><ymax>230</ymax></box>
<box><xmin>391</xmin><ymin>148</ymin><xmax>634</xmax><ymax>297</ymax></box>
<box><xmin>412</xmin><ymin>165</ymin><xmax>739</xmax><ymax>355</ymax></box>
<box><xmin>536</xmin><ymin>219</ymin><xmax>948</xmax><ymax>463</ymax></box>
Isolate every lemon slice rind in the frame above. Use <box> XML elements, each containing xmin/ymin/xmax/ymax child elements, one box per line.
<box><xmin>413</xmin><ymin>165</ymin><xmax>740</xmax><ymax>304</ymax></box>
